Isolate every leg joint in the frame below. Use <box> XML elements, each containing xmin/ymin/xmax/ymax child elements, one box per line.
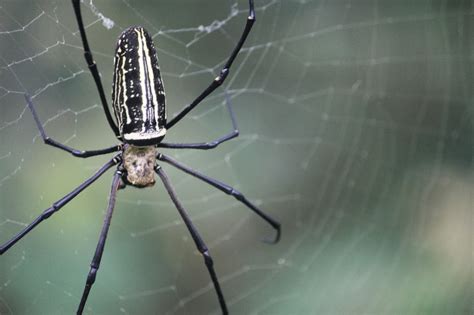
<box><xmin>42</xmin><ymin>206</ymin><xmax>56</xmax><ymax>219</ymax></box>
<box><xmin>230</xmin><ymin>188</ymin><xmax>244</xmax><ymax>200</ymax></box>
<box><xmin>214</xmin><ymin>69</ymin><xmax>229</xmax><ymax>85</ymax></box>
<box><xmin>72</xmin><ymin>149</ymin><xmax>86</xmax><ymax>157</ymax></box>
<box><xmin>205</xmin><ymin>141</ymin><xmax>218</xmax><ymax>149</ymax></box>
<box><xmin>202</xmin><ymin>250</ymin><xmax>214</xmax><ymax>267</ymax></box>
<box><xmin>83</xmin><ymin>52</ymin><xmax>95</xmax><ymax>67</ymax></box>
<box><xmin>86</xmin><ymin>267</ymin><xmax>98</xmax><ymax>285</ymax></box>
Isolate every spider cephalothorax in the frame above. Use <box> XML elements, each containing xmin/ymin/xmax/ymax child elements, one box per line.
<box><xmin>122</xmin><ymin>145</ymin><xmax>156</xmax><ymax>187</ymax></box>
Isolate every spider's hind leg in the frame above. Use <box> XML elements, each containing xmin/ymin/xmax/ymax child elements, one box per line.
<box><xmin>25</xmin><ymin>94</ymin><xmax>121</xmax><ymax>158</ymax></box>
<box><xmin>71</xmin><ymin>0</ymin><xmax>120</xmax><ymax>137</ymax></box>
<box><xmin>158</xmin><ymin>91</ymin><xmax>239</xmax><ymax>150</ymax></box>
<box><xmin>165</xmin><ymin>0</ymin><xmax>256</xmax><ymax>130</ymax></box>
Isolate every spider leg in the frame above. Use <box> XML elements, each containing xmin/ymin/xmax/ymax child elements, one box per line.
<box><xmin>25</xmin><ymin>94</ymin><xmax>121</xmax><ymax>158</ymax></box>
<box><xmin>166</xmin><ymin>0</ymin><xmax>255</xmax><ymax>129</ymax></box>
<box><xmin>0</xmin><ymin>155</ymin><xmax>120</xmax><ymax>255</ymax></box>
<box><xmin>159</xmin><ymin>91</ymin><xmax>239</xmax><ymax>150</ymax></box>
<box><xmin>77</xmin><ymin>169</ymin><xmax>122</xmax><ymax>315</ymax></box>
<box><xmin>157</xmin><ymin>153</ymin><xmax>280</xmax><ymax>244</ymax></box>
<box><xmin>71</xmin><ymin>0</ymin><xmax>120</xmax><ymax>137</ymax></box>
<box><xmin>155</xmin><ymin>166</ymin><xmax>229</xmax><ymax>315</ymax></box>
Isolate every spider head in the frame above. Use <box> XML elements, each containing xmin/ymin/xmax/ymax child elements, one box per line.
<box><xmin>123</xmin><ymin>145</ymin><xmax>157</xmax><ymax>188</ymax></box>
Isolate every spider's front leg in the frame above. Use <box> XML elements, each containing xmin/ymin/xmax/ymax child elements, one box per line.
<box><xmin>0</xmin><ymin>155</ymin><xmax>120</xmax><ymax>255</ymax></box>
<box><xmin>25</xmin><ymin>94</ymin><xmax>121</xmax><ymax>158</ymax></box>
<box><xmin>157</xmin><ymin>153</ymin><xmax>281</xmax><ymax>243</ymax></box>
<box><xmin>77</xmin><ymin>168</ymin><xmax>123</xmax><ymax>314</ymax></box>
<box><xmin>155</xmin><ymin>166</ymin><xmax>229</xmax><ymax>314</ymax></box>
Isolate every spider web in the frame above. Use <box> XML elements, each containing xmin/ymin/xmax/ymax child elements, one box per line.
<box><xmin>0</xmin><ymin>0</ymin><xmax>472</xmax><ymax>314</ymax></box>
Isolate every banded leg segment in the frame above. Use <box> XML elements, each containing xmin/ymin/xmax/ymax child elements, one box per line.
<box><xmin>25</xmin><ymin>94</ymin><xmax>121</xmax><ymax>158</ymax></box>
<box><xmin>0</xmin><ymin>156</ymin><xmax>120</xmax><ymax>255</ymax></box>
<box><xmin>71</xmin><ymin>0</ymin><xmax>120</xmax><ymax>137</ymax></box>
<box><xmin>157</xmin><ymin>153</ymin><xmax>281</xmax><ymax>243</ymax></box>
<box><xmin>155</xmin><ymin>166</ymin><xmax>229</xmax><ymax>315</ymax></box>
<box><xmin>166</xmin><ymin>0</ymin><xmax>255</xmax><ymax>129</ymax></box>
<box><xmin>77</xmin><ymin>170</ymin><xmax>122</xmax><ymax>315</ymax></box>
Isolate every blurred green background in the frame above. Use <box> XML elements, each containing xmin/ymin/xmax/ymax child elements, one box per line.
<box><xmin>0</xmin><ymin>0</ymin><xmax>472</xmax><ymax>314</ymax></box>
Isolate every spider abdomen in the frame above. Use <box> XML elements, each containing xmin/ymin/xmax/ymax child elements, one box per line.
<box><xmin>112</xmin><ymin>26</ymin><xmax>166</xmax><ymax>146</ymax></box>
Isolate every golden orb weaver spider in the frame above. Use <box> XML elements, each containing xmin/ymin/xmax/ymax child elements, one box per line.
<box><xmin>0</xmin><ymin>1</ymin><xmax>281</xmax><ymax>314</ymax></box>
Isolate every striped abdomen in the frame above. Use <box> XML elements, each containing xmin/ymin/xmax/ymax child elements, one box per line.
<box><xmin>112</xmin><ymin>26</ymin><xmax>166</xmax><ymax>145</ymax></box>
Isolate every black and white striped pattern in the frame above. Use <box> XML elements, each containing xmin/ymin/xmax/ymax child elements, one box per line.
<box><xmin>112</xmin><ymin>26</ymin><xmax>166</xmax><ymax>145</ymax></box>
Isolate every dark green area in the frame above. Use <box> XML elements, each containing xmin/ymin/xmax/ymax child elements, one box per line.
<box><xmin>0</xmin><ymin>1</ymin><xmax>471</xmax><ymax>314</ymax></box>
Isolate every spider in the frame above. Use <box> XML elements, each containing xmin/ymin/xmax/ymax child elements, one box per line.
<box><xmin>0</xmin><ymin>0</ymin><xmax>280</xmax><ymax>314</ymax></box>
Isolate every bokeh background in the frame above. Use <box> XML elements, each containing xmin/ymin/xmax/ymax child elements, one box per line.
<box><xmin>0</xmin><ymin>0</ymin><xmax>472</xmax><ymax>314</ymax></box>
